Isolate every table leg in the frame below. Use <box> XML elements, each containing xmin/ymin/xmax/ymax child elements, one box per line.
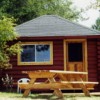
<box><xmin>48</xmin><ymin>77</ymin><xmax>63</xmax><ymax>98</ymax></box>
<box><xmin>79</xmin><ymin>82</ymin><xmax>90</xmax><ymax>96</ymax></box>
<box><xmin>76</xmin><ymin>75</ymin><xmax>90</xmax><ymax>97</ymax></box>
<box><xmin>23</xmin><ymin>79</ymin><xmax>36</xmax><ymax>97</ymax></box>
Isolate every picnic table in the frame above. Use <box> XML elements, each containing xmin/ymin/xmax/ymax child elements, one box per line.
<box><xmin>19</xmin><ymin>70</ymin><xmax>98</xmax><ymax>98</ymax></box>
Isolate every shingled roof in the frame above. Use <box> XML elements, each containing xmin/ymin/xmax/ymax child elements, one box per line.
<box><xmin>16</xmin><ymin>15</ymin><xmax>100</xmax><ymax>37</ymax></box>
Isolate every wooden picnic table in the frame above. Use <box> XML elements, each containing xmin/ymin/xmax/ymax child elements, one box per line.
<box><xmin>19</xmin><ymin>70</ymin><xmax>98</xmax><ymax>98</ymax></box>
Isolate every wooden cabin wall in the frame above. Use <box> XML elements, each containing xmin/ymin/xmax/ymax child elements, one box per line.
<box><xmin>4</xmin><ymin>38</ymin><xmax>64</xmax><ymax>83</ymax></box>
<box><xmin>87</xmin><ymin>39</ymin><xmax>98</xmax><ymax>82</ymax></box>
<box><xmin>2</xmin><ymin>37</ymin><xmax>100</xmax><ymax>91</ymax></box>
<box><xmin>87</xmin><ymin>39</ymin><xmax>99</xmax><ymax>91</ymax></box>
<box><xmin>97</xmin><ymin>39</ymin><xmax>100</xmax><ymax>90</ymax></box>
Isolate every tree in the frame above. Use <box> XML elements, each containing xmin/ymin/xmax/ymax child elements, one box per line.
<box><xmin>0</xmin><ymin>0</ymin><xmax>82</xmax><ymax>24</ymax></box>
<box><xmin>92</xmin><ymin>18</ymin><xmax>100</xmax><ymax>31</ymax></box>
<box><xmin>0</xmin><ymin>17</ymin><xmax>20</xmax><ymax>69</ymax></box>
<box><xmin>92</xmin><ymin>0</ymin><xmax>100</xmax><ymax>9</ymax></box>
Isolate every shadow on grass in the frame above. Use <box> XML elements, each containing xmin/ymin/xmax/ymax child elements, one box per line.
<box><xmin>12</xmin><ymin>94</ymin><xmax>80</xmax><ymax>100</ymax></box>
<box><xmin>13</xmin><ymin>95</ymin><xmax>62</xmax><ymax>100</ymax></box>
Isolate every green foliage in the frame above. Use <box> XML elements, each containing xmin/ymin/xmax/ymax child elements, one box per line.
<box><xmin>94</xmin><ymin>0</ymin><xmax>100</xmax><ymax>8</ymax></box>
<box><xmin>92</xmin><ymin>18</ymin><xmax>100</xmax><ymax>31</ymax></box>
<box><xmin>0</xmin><ymin>17</ymin><xmax>20</xmax><ymax>69</ymax></box>
<box><xmin>0</xmin><ymin>0</ymin><xmax>82</xmax><ymax>24</ymax></box>
<box><xmin>0</xmin><ymin>17</ymin><xmax>17</xmax><ymax>41</ymax></box>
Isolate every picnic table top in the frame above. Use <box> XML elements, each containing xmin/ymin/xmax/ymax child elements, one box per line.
<box><xmin>49</xmin><ymin>70</ymin><xmax>88</xmax><ymax>74</ymax></box>
<box><xmin>22</xmin><ymin>70</ymin><xmax>88</xmax><ymax>75</ymax></box>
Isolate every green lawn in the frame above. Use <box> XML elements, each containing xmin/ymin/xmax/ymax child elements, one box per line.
<box><xmin>0</xmin><ymin>92</ymin><xmax>100</xmax><ymax>100</ymax></box>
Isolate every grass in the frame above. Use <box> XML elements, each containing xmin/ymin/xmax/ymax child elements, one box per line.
<box><xmin>0</xmin><ymin>92</ymin><xmax>100</xmax><ymax>100</ymax></box>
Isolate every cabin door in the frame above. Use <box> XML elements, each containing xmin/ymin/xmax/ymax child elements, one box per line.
<box><xmin>64</xmin><ymin>39</ymin><xmax>88</xmax><ymax>80</ymax></box>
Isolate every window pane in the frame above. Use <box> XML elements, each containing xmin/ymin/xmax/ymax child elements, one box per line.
<box><xmin>21</xmin><ymin>45</ymin><xmax>35</xmax><ymax>62</ymax></box>
<box><xmin>36</xmin><ymin>45</ymin><xmax>50</xmax><ymax>62</ymax></box>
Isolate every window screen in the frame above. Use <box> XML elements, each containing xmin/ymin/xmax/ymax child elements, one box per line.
<box><xmin>68</xmin><ymin>43</ymin><xmax>83</xmax><ymax>62</ymax></box>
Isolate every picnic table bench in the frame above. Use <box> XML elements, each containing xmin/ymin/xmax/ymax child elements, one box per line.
<box><xmin>19</xmin><ymin>70</ymin><xmax>98</xmax><ymax>98</ymax></box>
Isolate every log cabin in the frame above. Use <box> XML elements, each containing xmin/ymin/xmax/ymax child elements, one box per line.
<box><xmin>1</xmin><ymin>15</ymin><xmax>100</xmax><ymax>91</ymax></box>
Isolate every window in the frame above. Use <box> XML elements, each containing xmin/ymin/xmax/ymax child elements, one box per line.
<box><xmin>18</xmin><ymin>42</ymin><xmax>53</xmax><ymax>65</ymax></box>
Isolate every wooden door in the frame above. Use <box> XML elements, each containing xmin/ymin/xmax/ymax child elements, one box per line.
<box><xmin>67</xmin><ymin>43</ymin><xmax>84</xmax><ymax>72</ymax></box>
<box><xmin>64</xmin><ymin>39</ymin><xmax>88</xmax><ymax>81</ymax></box>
